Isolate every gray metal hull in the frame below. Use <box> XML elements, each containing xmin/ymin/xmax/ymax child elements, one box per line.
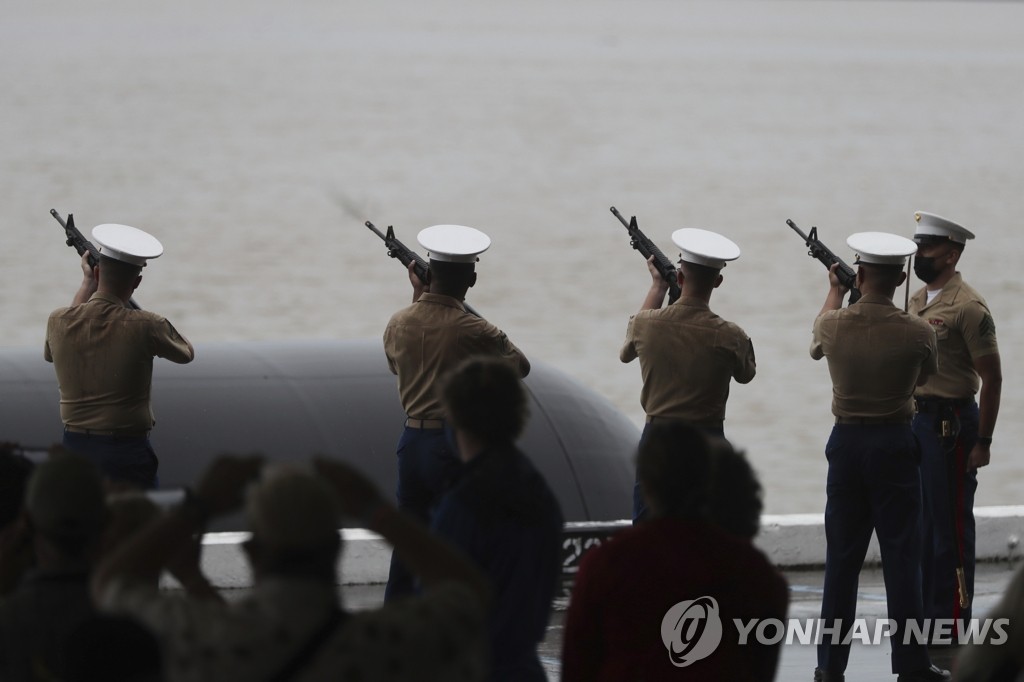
<box><xmin>1</xmin><ymin>340</ymin><xmax>637</xmax><ymax>524</ymax></box>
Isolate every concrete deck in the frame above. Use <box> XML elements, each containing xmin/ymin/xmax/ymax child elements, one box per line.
<box><xmin>187</xmin><ymin>506</ymin><xmax>1024</xmax><ymax>590</ymax></box>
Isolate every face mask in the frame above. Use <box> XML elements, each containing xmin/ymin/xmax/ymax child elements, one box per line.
<box><xmin>913</xmin><ymin>255</ymin><xmax>941</xmax><ymax>283</ymax></box>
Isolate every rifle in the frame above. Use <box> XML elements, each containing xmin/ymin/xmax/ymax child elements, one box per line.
<box><xmin>787</xmin><ymin>219</ymin><xmax>862</xmax><ymax>304</ymax></box>
<box><xmin>50</xmin><ymin>209</ymin><xmax>141</xmax><ymax>310</ymax></box>
<box><xmin>365</xmin><ymin>221</ymin><xmax>480</xmax><ymax>317</ymax></box>
<box><xmin>610</xmin><ymin>206</ymin><xmax>682</xmax><ymax>304</ymax></box>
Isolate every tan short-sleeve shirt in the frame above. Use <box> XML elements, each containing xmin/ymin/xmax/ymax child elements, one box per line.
<box><xmin>909</xmin><ymin>273</ymin><xmax>999</xmax><ymax>399</ymax></box>
<box><xmin>810</xmin><ymin>293</ymin><xmax>937</xmax><ymax>420</ymax></box>
<box><xmin>383</xmin><ymin>293</ymin><xmax>527</xmax><ymax>419</ymax></box>
<box><xmin>620</xmin><ymin>296</ymin><xmax>755</xmax><ymax>426</ymax></box>
<box><xmin>44</xmin><ymin>292</ymin><xmax>195</xmax><ymax>431</ymax></box>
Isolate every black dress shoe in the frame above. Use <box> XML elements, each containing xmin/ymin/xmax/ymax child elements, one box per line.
<box><xmin>813</xmin><ymin>667</ymin><xmax>845</xmax><ymax>682</ymax></box>
<box><xmin>896</xmin><ymin>665</ymin><xmax>951</xmax><ymax>681</ymax></box>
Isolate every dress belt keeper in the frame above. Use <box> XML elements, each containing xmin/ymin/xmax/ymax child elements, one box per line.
<box><xmin>64</xmin><ymin>425</ymin><xmax>150</xmax><ymax>438</ymax></box>
<box><xmin>405</xmin><ymin>418</ymin><xmax>445</xmax><ymax>430</ymax></box>
<box><xmin>834</xmin><ymin>416</ymin><xmax>912</xmax><ymax>425</ymax></box>
<box><xmin>914</xmin><ymin>396</ymin><xmax>975</xmax><ymax>413</ymax></box>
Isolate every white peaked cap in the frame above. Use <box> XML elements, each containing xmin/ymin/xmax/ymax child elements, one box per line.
<box><xmin>92</xmin><ymin>224</ymin><xmax>164</xmax><ymax>266</ymax></box>
<box><xmin>913</xmin><ymin>211</ymin><xmax>975</xmax><ymax>244</ymax></box>
<box><xmin>847</xmin><ymin>231</ymin><xmax>917</xmax><ymax>266</ymax></box>
<box><xmin>671</xmin><ymin>228</ymin><xmax>741</xmax><ymax>269</ymax></box>
<box><xmin>417</xmin><ymin>224</ymin><xmax>491</xmax><ymax>263</ymax></box>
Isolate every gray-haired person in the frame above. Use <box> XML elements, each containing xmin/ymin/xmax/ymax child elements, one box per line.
<box><xmin>94</xmin><ymin>454</ymin><xmax>491</xmax><ymax>682</ymax></box>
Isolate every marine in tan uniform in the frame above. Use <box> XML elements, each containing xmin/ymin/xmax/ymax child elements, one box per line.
<box><xmin>620</xmin><ymin>227</ymin><xmax>754</xmax><ymax>521</ymax></box>
<box><xmin>908</xmin><ymin>211</ymin><xmax>1002</xmax><ymax>635</ymax></box>
<box><xmin>810</xmin><ymin>232</ymin><xmax>948</xmax><ymax>682</ymax></box>
<box><xmin>382</xmin><ymin>223</ymin><xmax>528</xmax><ymax>600</ymax></box>
<box><xmin>44</xmin><ymin>223</ymin><xmax>194</xmax><ymax>489</ymax></box>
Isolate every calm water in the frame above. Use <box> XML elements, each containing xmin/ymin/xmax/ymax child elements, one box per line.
<box><xmin>3</xmin><ymin>0</ymin><xmax>1022</xmax><ymax>512</ymax></box>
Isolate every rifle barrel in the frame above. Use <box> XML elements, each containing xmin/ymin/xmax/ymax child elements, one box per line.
<box><xmin>609</xmin><ymin>206</ymin><xmax>630</xmax><ymax>228</ymax></box>
<box><xmin>786</xmin><ymin>218</ymin><xmax>812</xmax><ymax>243</ymax></box>
<box><xmin>365</xmin><ymin>220</ymin><xmax>388</xmax><ymax>240</ymax></box>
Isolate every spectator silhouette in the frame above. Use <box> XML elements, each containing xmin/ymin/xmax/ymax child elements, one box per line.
<box><xmin>0</xmin><ymin>443</ymin><xmax>35</xmax><ymax>596</ymax></box>
<box><xmin>94</xmin><ymin>454</ymin><xmax>490</xmax><ymax>681</ymax></box>
<box><xmin>433</xmin><ymin>356</ymin><xmax>564</xmax><ymax>681</ymax></box>
<box><xmin>562</xmin><ymin>422</ymin><xmax>789</xmax><ymax>681</ymax></box>
<box><xmin>0</xmin><ymin>451</ymin><xmax>107</xmax><ymax>681</ymax></box>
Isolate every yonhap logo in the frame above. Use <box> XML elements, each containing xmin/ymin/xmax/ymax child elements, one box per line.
<box><xmin>661</xmin><ymin>596</ymin><xmax>723</xmax><ymax>667</ymax></box>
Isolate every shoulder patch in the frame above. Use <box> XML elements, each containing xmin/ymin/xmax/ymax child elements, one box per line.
<box><xmin>979</xmin><ymin>313</ymin><xmax>996</xmax><ymax>340</ymax></box>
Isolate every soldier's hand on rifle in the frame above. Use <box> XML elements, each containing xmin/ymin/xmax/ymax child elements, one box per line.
<box><xmin>827</xmin><ymin>263</ymin><xmax>850</xmax><ymax>294</ymax></box>
<box><xmin>817</xmin><ymin>263</ymin><xmax>850</xmax><ymax>316</ymax></box>
<box><xmin>80</xmin><ymin>252</ymin><xmax>98</xmax><ymax>285</ymax></box>
<box><xmin>71</xmin><ymin>251</ymin><xmax>100</xmax><ymax>305</ymax></box>
<box><xmin>638</xmin><ymin>255</ymin><xmax>672</xmax><ymax>312</ymax></box>
<box><xmin>408</xmin><ymin>261</ymin><xmax>427</xmax><ymax>302</ymax></box>
<box><xmin>647</xmin><ymin>256</ymin><xmax>670</xmax><ymax>291</ymax></box>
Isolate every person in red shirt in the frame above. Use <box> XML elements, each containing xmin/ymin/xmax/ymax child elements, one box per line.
<box><xmin>561</xmin><ymin>422</ymin><xmax>788</xmax><ymax>682</ymax></box>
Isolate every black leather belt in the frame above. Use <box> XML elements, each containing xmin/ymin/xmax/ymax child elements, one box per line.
<box><xmin>64</xmin><ymin>425</ymin><xmax>150</xmax><ymax>438</ymax></box>
<box><xmin>914</xmin><ymin>397</ymin><xmax>975</xmax><ymax>414</ymax></box>
<box><xmin>645</xmin><ymin>415</ymin><xmax>724</xmax><ymax>430</ymax></box>
<box><xmin>835</xmin><ymin>416</ymin><xmax>911</xmax><ymax>425</ymax></box>
<box><xmin>405</xmin><ymin>418</ymin><xmax>445</xmax><ymax>430</ymax></box>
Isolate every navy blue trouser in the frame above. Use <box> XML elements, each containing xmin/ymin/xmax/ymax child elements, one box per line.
<box><xmin>913</xmin><ymin>401</ymin><xmax>978</xmax><ymax>630</ymax></box>
<box><xmin>817</xmin><ymin>424</ymin><xmax>930</xmax><ymax>675</ymax></box>
<box><xmin>62</xmin><ymin>430</ymin><xmax>158</xmax><ymax>489</ymax></box>
<box><xmin>631</xmin><ymin>420</ymin><xmax>724</xmax><ymax>523</ymax></box>
<box><xmin>384</xmin><ymin>425</ymin><xmax>461</xmax><ymax>601</ymax></box>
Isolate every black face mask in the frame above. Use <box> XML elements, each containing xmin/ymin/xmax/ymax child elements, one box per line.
<box><xmin>913</xmin><ymin>255</ymin><xmax>941</xmax><ymax>283</ymax></box>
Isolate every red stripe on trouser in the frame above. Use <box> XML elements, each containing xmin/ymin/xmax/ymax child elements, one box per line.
<box><xmin>952</xmin><ymin>409</ymin><xmax>966</xmax><ymax>633</ymax></box>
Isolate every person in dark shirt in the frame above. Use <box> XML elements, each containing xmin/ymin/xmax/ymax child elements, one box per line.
<box><xmin>432</xmin><ymin>356</ymin><xmax>563</xmax><ymax>682</ymax></box>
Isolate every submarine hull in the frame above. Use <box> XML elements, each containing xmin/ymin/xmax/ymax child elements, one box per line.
<box><xmin>1</xmin><ymin>340</ymin><xmax>637</xmax><ymax>524</ymax></box>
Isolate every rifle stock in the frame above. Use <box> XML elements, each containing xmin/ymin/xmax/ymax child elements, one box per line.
<box><xmin>365</xmin><ymin>220</ymin><xmax>480</xmax><ymax>318</ymax></box>
<box><xmin>50</xmin><ymin>209</ymin><xmax>142</xmax><ymax>310</ymax></box>
<box><xmin>610</xmin><ymin>206</ymin><xmax>682</xmax><ymax>304</ymax></box>
<box><xmin>787</xmin><ymin>219</ymin><xmax>862</xmax><ymax>304</ymax></box>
